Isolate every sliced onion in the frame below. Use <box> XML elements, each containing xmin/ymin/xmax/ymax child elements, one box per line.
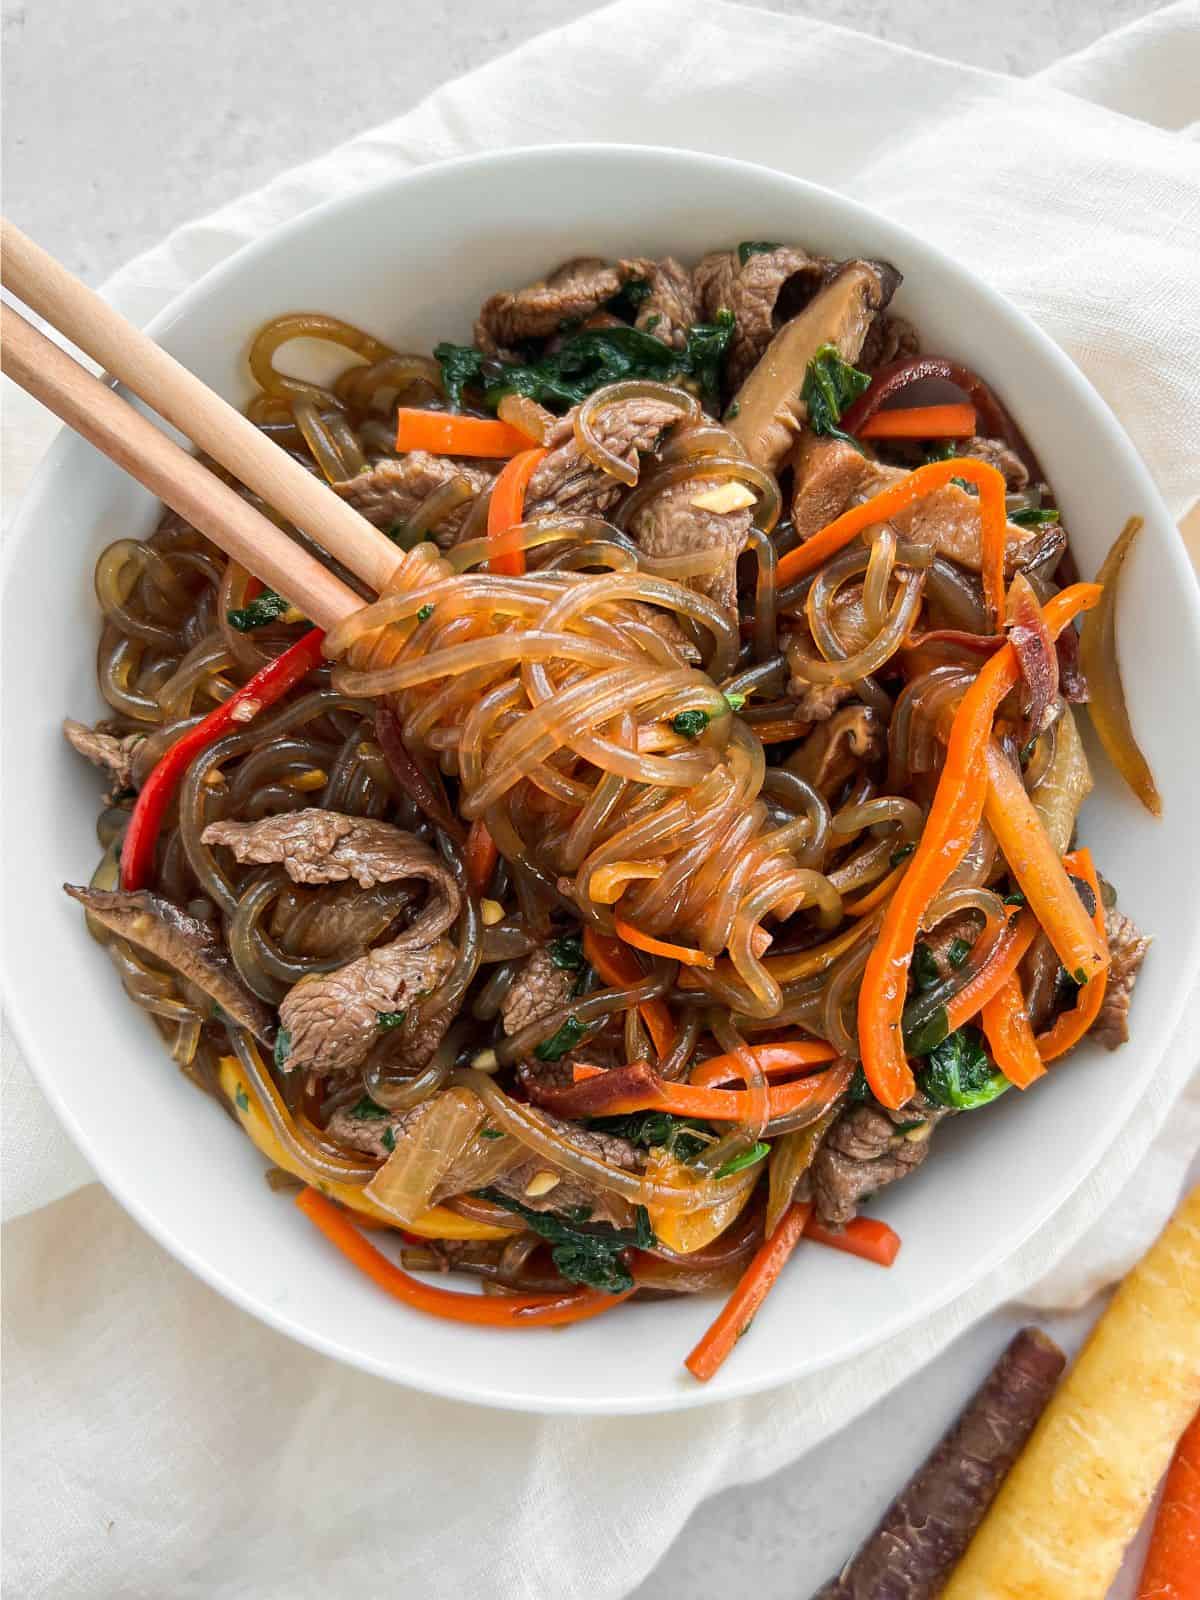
<box><xmin>765</xmin><ymin>1105</ymin><xmax>838</xmax><ymax>1237</ymax></box>
<box><xmin>1079</xmin><ymin>516</ymin><xmax>1160</xmax><ymax>815</ymax></box>
<box><xmin>498</xmin><ymin>392</ymin><xmax>556</xmax><ymax>445</ymax></box>
<box><xmin>363</xmin><ymin>1087</ymin><xmax>485</xmax><ymax>1222</ymax></box>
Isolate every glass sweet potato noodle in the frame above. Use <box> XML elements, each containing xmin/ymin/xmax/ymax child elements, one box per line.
<box><xmin>63</xmin><ymin>242</ymin><xmax>1156</xmax><ymax>1375</ymax></box>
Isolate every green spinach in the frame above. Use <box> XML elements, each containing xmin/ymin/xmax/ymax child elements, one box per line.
<box><xmin>801</xmin><ymin>344</ymin><xmax>871</xmax><ymax>447</ymax></box>
<box><xmin>714</xmin><ymin>1142</ymin><xmax>770</xmax><ymax>1179</ymax></box>
<box><xmin>1010</xmin><ymin>507</ymin><xmax>1060</xmax><ymax>527</ymax></box>
<box><xmin>588</xmin><ymin>1110</ymin><xmax>712</xmax><ymax>1163</ymax></box>
<box><xmin>547</xmin><ymin>933</ymin><xmax>586</xmax><ymax>972</ymax></box>
<box><xmin>478</xmin><ymin>1189</ymin><xmax>654</xmax><ymax>1293</ymax></box>
<box><xmin>671</xmin><ymin>709</ymin><xmax>710</xmax><ymax>739</ymax></box>
<box><xmin>918</xmin><ymin>1027</ymin><xmax>1010</xmax><ymax>1110</ymax></box>
<box><xmin>227</xmin><ymin>589</ymin><xmax>291</xmax><ymax>632</ymax></box>
<box><xmin>737</xmin><ymin>241</ymin><xmax>782</xmax><ymax>265</ymax></box>
<box><xmin>534</xmin><ymin>1015</ymin><xmax>588</xmax><ymax>1061</ymax></box>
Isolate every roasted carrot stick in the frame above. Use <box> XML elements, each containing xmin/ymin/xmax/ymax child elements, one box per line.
<box><xmin>1136</xmin><ymin>1403</ymin><xmax>1200</xmax><ymax>1600</ymax></box>
<box><xmin>394</xmin><ymin>408</ymin><xmax>530</xmax><ymax>458</ymax></box>
<box><xmin>685</xmin><ymin>1202</ymin><xmax>811</xmax><ymax>1381</ymax></box>
<box><xmin>858</xmin><ymin>403</ymin><xmax>977</xmax><ymax>440</ymax></box>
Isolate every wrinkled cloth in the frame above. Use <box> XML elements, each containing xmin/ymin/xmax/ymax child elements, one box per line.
<box><xmin>3</xmin><ymin>3</ymin><xmax>1200</xmax><ymax>1598</ymax></box>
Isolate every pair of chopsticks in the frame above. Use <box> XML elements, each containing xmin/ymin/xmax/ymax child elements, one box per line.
<box><xmin>0</xmin><ymin>219</ymin><xmax>401</xmax><ymax>632</ymax></box>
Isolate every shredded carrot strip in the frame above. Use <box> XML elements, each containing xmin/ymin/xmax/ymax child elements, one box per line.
<box><xmin>689</xmin><ymin>1040</ymin><xmax>839</xmax><ymax>1088</ymax></box>
<box><xmin>855</xmin><ymin>583</ymin><xmax>1102</xmax><ymax>1108</ymax></box>
<box><xmin>1035</xmin><ymin>848</ymin><xmax>1110</xmax><ymax>1062</ymax></box>
<box><xmin>583</xmin><ymin>928</ymin><xmax>677</xmax><ymax>1059</ymax></box>
<box><xmin>486</xmin><ymin>446</ymin><xmax>548</xmax><ymax>576</ymax></box>
<box><xmin>572</xmin><ymin>1063</ymin><xmax>606</xmax><ymax>1083</ymax></box>
<box><xmin>804</xmin><ymin>1214</ymin><xmax>901</xmax><ymax>1267</ymax></box>
<box><xmin>593</xmin><ymin>1060</ymin><xmax>852</xmax><ymax>1123</ymax></box>
<box><xmin>944</xmin><ymin>908</ymin><xmax>1039</xmax><ymax>1032</ymax></box>
<box><xmin>983</xmin><ymin>742</ymin><xmax>1108</xmax><ymax>984</ymax></box>
<box><xmin>982</xmin><ymin>972</ymin><xmax>1046</xmax><ymax>1090</ymax></box>
<box><xmin>295</xmin><ymin>1189</ymin><xmax>632</xmax><ymax>1327</ymax></box>
<box><xmin>685</xmin><ymin>1202</ymin><xmax>811</xmax><ymax>1381</ymax></box>
<box><xmin>858</xmin><ymin>403</ymin><xmax>976</xmax><ymax>440</ymax></box>
<box><xmin>775</xmin><ymin>457</ymin><xmax>1009</xmax><ymax>629</ymax></box>
<box><xmin>613</xmin><ymin>917</ymin><xmax>715</xmax><ymax>968</ymax></box>
<box><xmin>394</xmin><ymin>408</ymin><xmax>530</xmax><ymax>459</ymax></box>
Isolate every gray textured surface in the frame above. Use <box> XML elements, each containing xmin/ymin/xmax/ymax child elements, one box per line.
<box><xmin>0</xmin><ymin>2</ymin><xmax>1167</xmax><ymax>1597</ymax></box>
<box><xmin>2</xmin><ymin>0</ymin><xmax>1161</xmax><ymax>284</ymax></box>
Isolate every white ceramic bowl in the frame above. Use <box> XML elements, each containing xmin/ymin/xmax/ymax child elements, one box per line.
<box><xmin>5</xmin><ymin>146</ymin><xmax>1199</xmax><ymax>1414</ymax></box>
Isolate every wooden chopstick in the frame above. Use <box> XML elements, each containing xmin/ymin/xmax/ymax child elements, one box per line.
<box><xmin>0</xmin><ymin>218</ymin><xmax>402</xmax><ymax>600</ymax></box>
<box><xmin>0</xmin><ymin>303</ymin><xmax>362</xmax><ymax>632</ymax></box>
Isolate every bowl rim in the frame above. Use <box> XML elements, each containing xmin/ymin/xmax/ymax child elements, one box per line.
<box><xmin>5</xmin><ymin>141</ymin><xmax>1199</xmax><ymax>1414</ymax></box>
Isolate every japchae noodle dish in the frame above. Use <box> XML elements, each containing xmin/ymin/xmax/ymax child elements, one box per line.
<box><xmin>65</xmin><ymin>242</ymin><xmax>1158</xmax><ymax>1378</ymax></box>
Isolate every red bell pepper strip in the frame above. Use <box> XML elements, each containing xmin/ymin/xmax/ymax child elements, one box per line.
<box><xmin>120</xmin><ymin>628</ymin><xmax>326</xmax><ymax>890</ymax></box>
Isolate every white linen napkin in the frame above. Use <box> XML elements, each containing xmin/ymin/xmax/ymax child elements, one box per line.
<box><xmin>4</xmin><ymin>3</ymin><xmax>1200</xmax><ymax>1595</ymax></box>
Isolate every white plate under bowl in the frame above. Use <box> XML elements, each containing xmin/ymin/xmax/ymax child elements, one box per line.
<box><xmin>4</xmin><ymin>146</ymin><xmax>1198</xmax><ymax>1414</ymax></box>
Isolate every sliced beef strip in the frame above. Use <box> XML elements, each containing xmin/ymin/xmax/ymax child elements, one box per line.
<box><xmin>790</xmin><ymin>434</ymin><xmax>1043</xmax><ymax>573</ymax></box>
<box><xmin>63</xmin><ymin>885</ymin><xmax>274</xmax><ymax>1040</ymax></box>
<box><xmin>956</xmin><ymin>435</ymin><xmax>1029</xmax><ymax>492</ymax></box>
<box><xmin>268</xmin><ymin>880</ymin><xmax>416</xmax><ymax>962</ymax></box>
<box><xmin>811</xmin><ymin>1100</ymin><xmax>937</xmax><ymax>1228</ymax></box>
<box><xmin>629</xmin><ymin>479</ymin><xmax>753</xmax><ymax>622</ymax></box>
<box><xmin>501</xmin><ymin>946</ymin><xmax>577</xmax><ymax>1037</ymax></box>
<box><xmin>634</xmin><ymin>256</ymin><xmax>699</xmax><ymax>350</ymax></box>
<box><xmin>278</xmin><ymin>936</ymin><xmax>455</xmax><ymax>1078</ymax></box>
<box><xmin>728</xmin><ymin>260</ymin><xmax>900</xmax><ymax>470</ymax></box>
<box><xmin>857</xmin><ymin>310</ymin><xmax>920</xmax><ymax>372</ymax></box>
<box><xmin>625</xmin><ymin>603</ymin><xmax>703</xmax><ymax>665</ymax></box>
<box><xmin>524</xmin><ymin>395</ymin><xmax>684</xmax><ymax>519</ymax></box>
<box><xmin>202</xmin><ymin>811</ymin><xmax>460</xmax><ymax>931</ymax></box>
<box><xmin>334</xmin><ymin>453</ymin><xmax>495</xmax><ymax>548</ymax></box>
<box><xmin>1090</xmin><ymin>907</ymin><xmax>1150</xmax><ymax>1049</ymax></box>
<box><xmin>63</xmin><ymin>719</ymin><xmax>145</xmax><ymax>799</ymax></box>
<box><xmin>694</xmin><ymin>244</ymin><xmax>834</xmax><ymax>389</ymax></box>
<box><xmin>786</xmin><ymin>705</ymin><xmax>885</xmax><ymax>800</ymax></box>
<box><xmin>476</xmin><ymin>257</ymin><xmax>643</xmax><ymax>348</ymax></box>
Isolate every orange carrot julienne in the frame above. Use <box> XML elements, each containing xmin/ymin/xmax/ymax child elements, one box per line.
<box><xmin>689</xmin><ymin>1040</ymin><xmax>839</xmax><ymax>1088</ymax></box>
<box><xmin>1136</xmin><ymin>1402</ymin><xmax>1200</xmax><ymax>1600</ymax></box>
<box><xmin>464</xmin><ymin>818</ymin><xmax>499</xmax><ymax>897</ymax></box>
<box><xmin>1035</xmin><ymin>848</ymin><xmax>1110</xmax><ymax>1063</ymax></box>
<box><xmin>592</xmin><ymin>1060</ymin><xmax>852</xmax><ymax>1123</ymax></box>
<box><xmin>944</xmin><ymin>908</ymin><xmax>1039</xmax><ymax>1033</ymax></box>
<box><xmin>685</xmin><ymin>1202</ymin><xmax>811</xmax><ymax>1381</ymax></box>
<box><xmin>613</xmin><ymin>917</ymin><xmax>714</xmax><ymax>968</ymax></box>
<box><xmin>486</xmin><ymin>446</ymin><xmax>548</xmax><ymax>576</ymax></box>
<box><xmin>775</xmin><ymin>457</ymin><xmax>1010</xmax><ymax>630</ymax></box>
<box><xmin>295</xmin><ymin>1188</ymin><xmax>632</xmax><ymax>1327</ymax></box>
<box><xmin>804</xmin><ymin>1214</ymin><xmax>901</xmax><ymax>1267</ymax></box>
<box><xmin>983</xmin><ymin>742</ymin><xmax>1108</xmax><ymax>986</ymax></box>
<box><xmin>582</xmin><ymin>928</ymin><xmax>677</xmax><ymax>1060</ymax></box>
<box><xmin>982</xmin><ymin>972</ymin><xmax>1046</xmax><ymax>1090</ymax></box>
<box><xmin>858</xmin><ymin>403</ymin><xmax>977</xmax><ymax>440</ymax></box>
<box><xmin>856</xmin><ymin>582</ymin><xmax>1102</xmax><ymax>1109</ymax></box>
<box><xmin>572</xmin><ymin>1063</ymin><xmax>605</xmax><ymax>1083</ymax></box>
<box><xmin>394</xmin><ymin>408</ymin><xmax>530</xmax><ymax>458</ymax></box>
